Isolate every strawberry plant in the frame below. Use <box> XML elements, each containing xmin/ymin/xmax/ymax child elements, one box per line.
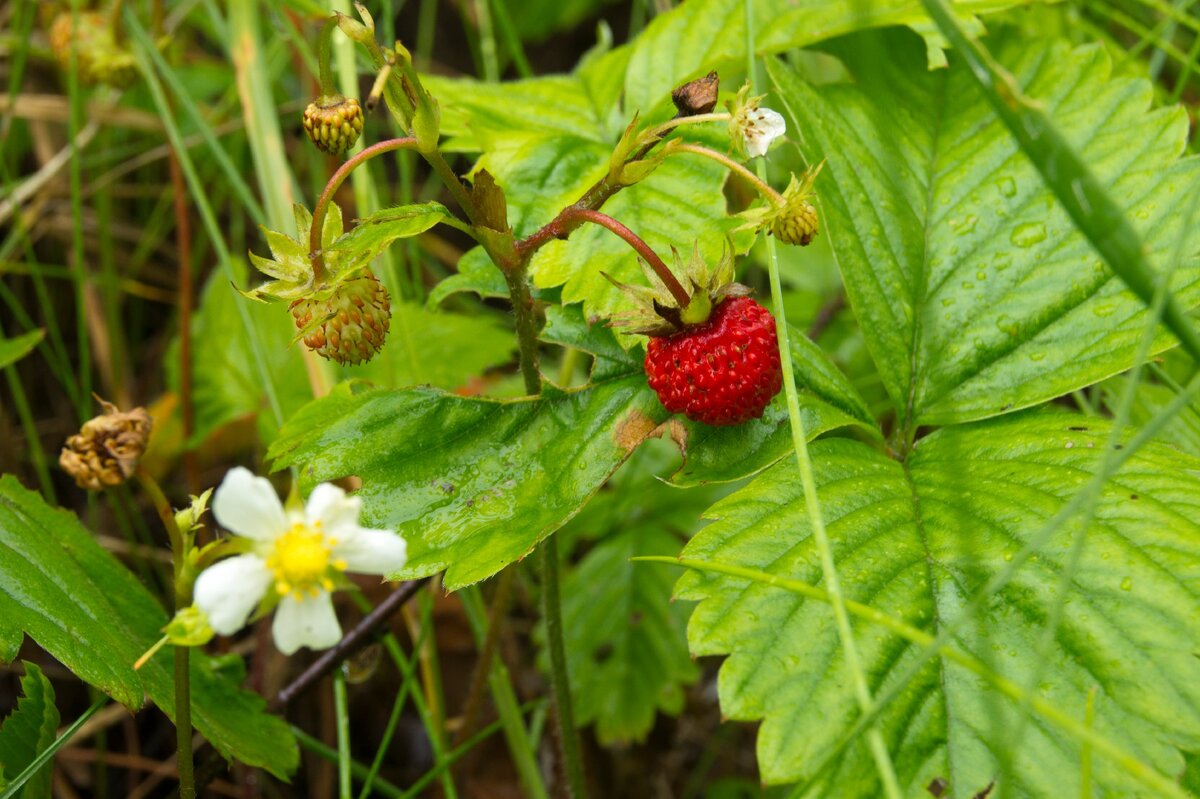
<box><xmin>2</xmin><ymin>0</ymin><xmax>1200</xmax><ymax>797</ymax></box>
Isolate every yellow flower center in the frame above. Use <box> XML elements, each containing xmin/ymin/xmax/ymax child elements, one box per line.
<box><xmin>266</xmin><ymin>522</ymin><xmax>347</xmax><ymax>599</ymax></box>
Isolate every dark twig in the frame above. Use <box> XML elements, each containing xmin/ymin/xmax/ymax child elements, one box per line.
<box><xmin>270</xmin><ymin>578</ymin><xmax>429</xmax><ymax>711</ymax></box>
<box><xmin>180</xmin><ymin>579</ymin><xmax>430</xmax><ymax>798</ymax></box>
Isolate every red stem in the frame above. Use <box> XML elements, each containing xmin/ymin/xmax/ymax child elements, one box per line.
<box><xmin>520</xmin><ymin>207</ymin><xmax>689</xmax><ymax>308</ymax></box>
<box><xmin>309</xmin><ymin>137</ymin><xmax>419</xmax><ymax>281</ymax></box>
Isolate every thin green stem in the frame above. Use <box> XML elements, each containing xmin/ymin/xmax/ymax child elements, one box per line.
<box><xmin>316</xmin><ymin>16</ymin><xmax>339</xmax><ymax>96</ymax></box>
<box><xmin>744</xmin><ymin>4</ymin><xmax>900</xmax><ymax>794</ymax></box>
<box><xmin>356</xmin><ymin>658</ymin><xmax>415</xmax><ymax>799</ymax></box>
<box><xmin>334</xmin><ymin>668</ymin><xmax>352</xmax><ymax>799</ymax></box>
<box><xmin>349</xmin><ymin>591</ymin><xmax>458</xmax><ymax>798</ymax></box>
<box><xmin>416</xmin><ymin>0</ymin><xmax>438</xmax><ymax>71</ymax></box>
<box><xmin>490</xmin><ymin>0</ymin><xmax>533</xmax><ymax>78</ymax></box>
<box><xmin>309</xmin><ymin>137</ymin><xmax>419</xmax><ymax>281</ymax></box>
<box><xmin>174</xmin><ymin>645</ymin><xmax>194</xmax><ymax>799</ymax></box>
<box><xmin>292</xmin><ymin>726</ymin><xmax>405</xmax><ymax>799</ymax></box>
<box><xmin>136</xmin><ymin>469</ymin><xmax>183</xmax><ymax>564</ymax></box>
<box><xmin>67</xmin><ymin>6</ymin><xmax>90</xmax><ymax>420</ymax></box>
<box><xmin>541</xmin><ymin>535</ymin><xmax>586</xmax><ymax>798</ymax></box>
<box><xmin>642</xmin><ymin>111</ymin><xmax>731</xmax><ymax>141</ymax></box>
<box><xmin>400</xmin><ymin>707</ymin><xmax>538</xmax><ymax>799</ymax></box>
<box><xmin>136</xmin><ymin>467</ymin><xmax>194</xmax><ymax>798</ymax></box>
<box><xmin>473</xmin><ymin>0</ymin><xmax>499</xmax><ymax>82</ymax></box>
<box><xmin>671</xmin><ymin>142</ymin><xmax>784</xmax><ymax>203</ymax></box>
<box><xmin>458</xmin><ymin>586</ymin><xmax>549</xmax><ymax>799</ymax></box>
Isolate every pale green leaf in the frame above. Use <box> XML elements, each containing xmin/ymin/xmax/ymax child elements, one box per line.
<box><xmin>326</xmin><ymin>202</ymin><xmax>448</xmax><ymax>279</ymax></box>
<box><xmin>676</xmin><ymin>412</ymin><xmax>1200</xmax><ymax>794</ymax></box>
<box><xmin>0</xmin><ymin>477</ymin><xmax>298</xmax><ymax>778</ymax></box>
<box><xmin>0</xmin><ymin>330</ymin><xmax>44</xmax><ymax>372</ymax></box>
<box><xmin>0</xmin><ymin>663</ymin><xmax>58</xmax><ymax>798</ymax></box>
<box><xmin>349</xmin><ymin>301</ymin><xmax>514</xmax><ymax>390</ymax></box>
<box><xmin>427</xmin><ymin>247</ymin><xmax>516</xmax><ymax>307</ymax></box>
<box><xmin>770</xmin><ymin>35</ymin><xmax>1200</xmax><ymax>427</ymax></box>
<box><xmin>267</xmin><ymin>374</ymin><xmax>671</xmax><ymax>589</ymax></box>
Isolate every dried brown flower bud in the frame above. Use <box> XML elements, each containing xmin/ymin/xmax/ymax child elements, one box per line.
<box><xmin>672</xmin><ymin>71</ymin><xmax>719</xmax><ymax>117</ymax></box>
<box><xmin>60</xmin><ymin>397</ymin><xmax>152</xmax><ymax>490</ymax></box>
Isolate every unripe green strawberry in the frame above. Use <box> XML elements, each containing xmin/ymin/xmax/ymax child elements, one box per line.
<box><xmin>289</xmin><ymin>272</ymin><xmax>390</xmax><ymax>365</ymax></box>
<box><xmin>645</xmin><ymin>296</ymin><xmax>782</xmax><ymax>426</ymax></box>
<box><xmin>302</xmin><ymin>95</ymin><xmax>365</xmax><ymax>155</ymax></box>
<box><xmin>771</xmin><ymin>196</ymin><xmax>819</xmax><ymax>246</ymax></box>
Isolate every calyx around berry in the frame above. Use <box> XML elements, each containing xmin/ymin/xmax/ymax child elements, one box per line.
<box><xmin>737</xmin><ymin>161</ymin><xmax>824</xmax><ymax>247</ymax></box>
<box><xmin>606</xmin><ymin>245</ymin><xmax>750</xmax><ymax>337</ymax></box>
<box><xmin>246</xmin><ymin>203</ymin><xmax>392</xmax><ymax>365</ymax></box>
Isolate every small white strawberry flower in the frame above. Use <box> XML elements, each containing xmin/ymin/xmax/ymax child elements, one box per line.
<box><xmin>728</xmin><ymin>83</ymin><xmax>786</xmax><ymax>159</ymax></box>
<box><xmin>193</xmin><ymin>467</ymin><xmax>407</xmax><ymax>655</ymax></box>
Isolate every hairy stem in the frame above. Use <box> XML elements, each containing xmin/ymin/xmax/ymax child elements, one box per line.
<box><xmin>519</xmin><ymin>208</ymin><xmax>689</xmax><ymax>308</ymax></box>
<box><xmin>542</xmin><ymin>535</ymin><xmax>585</xmax><ymax>798</ymax></box>
<box><xmin>671</xmin><ymin>142</ymin><xmax>784</xmax><ymax>204</ymax></box>
<box><xmin>504</xmin><ymin>268</ymin><xmax>543</xmax><ymax>394</ymax></box>
<box><xmin>315</xmin><ymin>16</ymin><xmax>339</xmax><ymax>97</ymax></box>
<box><xmin>641</xmin><ymin>111</ymin><xmax>731</xmax><ymax>140</ymax></box>
<box><xmin>174</xmin><ymin>643</ymin><xmax>194</xmax><ymax>799</ymax></box>
<box><xmin>309</xmin><ymin>137</ymin><xmax>419</xmax><ymax>281</ymax></box>
<box><xmin>137</xmin><ymin>468</ymin><xmax>194</xmax><ymax>799</ymax></box>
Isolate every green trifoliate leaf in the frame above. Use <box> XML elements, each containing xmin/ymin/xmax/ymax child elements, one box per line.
<box><xmin>771</xmin><ymin>34</ymin><xmax>1200</xmax><ymax>427</ymax></box>
<box><xmin>268</xmin><ymin>374</ymin><xmax>672</xmax><ymax>589</ymax></box>
<box><xmin>676</xmin><ymin>412</ymin><xmax>1200</xmax><ymax>795</ymax></box>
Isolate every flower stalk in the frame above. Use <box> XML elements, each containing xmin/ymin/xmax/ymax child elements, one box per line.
<box><xmin>315</xmin><ymin>16</ymin><xmax>339</xmax><ymax>97</ymax></box>
<box><xmin>136</xmin><ymin>468</ymin><xmax>195</xmax><ymax>799</ymax></box>
<box><xmin>671</xmin><ymin>141</ymin><xmax>785</xmax><ymax>205</ymax></box>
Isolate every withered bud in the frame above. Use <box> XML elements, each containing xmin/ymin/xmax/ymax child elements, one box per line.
<box><xmin>672</xmin><ymin>71</ymin><xmax>720</xmax><ymax>117</ymax></box>
<box><xmin>60</xmin><ymin>397</ymin><xmax>152</xmax><ymax>490</ymax></box>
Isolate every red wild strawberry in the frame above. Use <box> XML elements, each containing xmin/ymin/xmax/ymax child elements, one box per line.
<box><xmin>645</xmin><ymin>296</ymin><xmax>781</xmax><ymax>426</ymax></box>
<box><xmin>607</xmin><ymin>246</ymin><xmax>784</xmax><ymax>426</ymax></box>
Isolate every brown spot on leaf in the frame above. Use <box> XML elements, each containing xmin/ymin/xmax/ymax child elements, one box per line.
<box><xmin>972</xmin><ymin>781</ymin><xmax>995</xmax><ymax>799</ymax></box>
<box><xmin>614</xmin><ymin>409</ymin><xmax>662</xmax><ymax>453</ymax></box>
<box><xmin>926</xmin><ymin>778</ymin><xmax>948</xmax><ymax>797</ymax></box>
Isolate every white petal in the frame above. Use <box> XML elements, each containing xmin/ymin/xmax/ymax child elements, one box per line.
<box><xmin>745</xmin><ymin>108</ymin><xmax>786</xmax><ymax>158</ymax></box>
<box><xmin>333</xmin><ymin>527</ymin><xmax>407</xmax><ymax>575</ymax></box>
<box><xmin>305</xmin><ymin>482</ymin><xmax>362</xmax><ymax>534</ymax></box>
<box><xmin>272</xmin><ymin>592</ymin><xmax>342</xmax><ymax>654</ymax></box>
<box><xmin>212</xmin><ymin>467</ymin><xmax>288</xmax><ymax>541</ymax></box>
<box><xmin>193</xmin><ymin>555</ymin><xmax>271</xmax><ymax>635</ymax></box>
